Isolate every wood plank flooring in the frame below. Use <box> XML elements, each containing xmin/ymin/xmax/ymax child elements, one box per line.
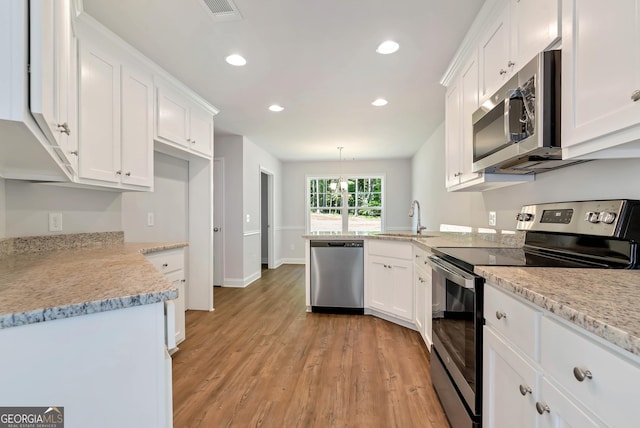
<box><xmin>172</xmin><ymin>264</ymin><xmax>450</xmax><ymax>427</ymax></box>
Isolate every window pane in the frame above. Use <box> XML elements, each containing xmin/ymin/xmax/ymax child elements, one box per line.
<box><xmin>348</xmin><ymin>208</ymin><xmax>381</xmax><ymax>232</ymax></box>
<box><xmin>310</xmin><ymin>209</ymin><xmax>343</xmax><ymax>233</ymax></box>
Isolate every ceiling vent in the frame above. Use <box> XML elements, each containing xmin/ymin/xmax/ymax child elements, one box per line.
<box><xmin>201</xmin><ymin>0</ymin><xmax>243</xmax><ymax>22</ymax></box>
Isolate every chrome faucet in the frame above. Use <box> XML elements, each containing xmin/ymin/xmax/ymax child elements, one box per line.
<box><xmin>409</xmin><ymin>200</ymin><xmax>427</xmax><ymax>234</ymax></box>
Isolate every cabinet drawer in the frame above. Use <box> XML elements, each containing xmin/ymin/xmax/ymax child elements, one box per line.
<box><xmin>540</xmin><ymin>316</ymin><xmax>640</xmax><ymax>428</ymax></box>
<box><xmin>413</xmin><ymin>246</ymin><xmax>432</xmax><ymax>271</ymax></box>
<box><xmin>368</xmin><ymin>240</ymin><xmax>412</xmax><ymax>259</ymax></box>
<box><xmin>484</xmin><ymin>283</ymin><xmax>541</xmax><ymax>360</ymax></box>
<box><xmin>145</xmin><ymin>248</ymin><xmax>184</xmax><ymax>274</ymax></box>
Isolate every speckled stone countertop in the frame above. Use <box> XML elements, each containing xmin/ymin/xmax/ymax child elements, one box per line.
<box><xmin>476</xmin><ymin>266</ymin><xmax>640</xmax><ymax>357</ymax></box>
<box><xmin>0</xmin><ymin>233</ymin><xmax>188</xmax><ymax>329</ymax></box>
<box><xmin>304</xmin><ymin>230</ymin><xmax>525</xmax><ymax>248</ymax></box>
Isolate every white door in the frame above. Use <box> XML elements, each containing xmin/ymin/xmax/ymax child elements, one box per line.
<box><xmin>213</xmin><ymin>158</ymin><xmax>224</xmax><ymax>286</ymax></box>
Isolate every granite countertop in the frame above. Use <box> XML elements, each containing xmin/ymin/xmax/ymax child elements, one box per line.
<box><xmin>304</xmin><ymin>230</ymin><xmax>524</xmax><ymax>248</ymax></box>
<box><xmin>0</xmin><ymin>232</ymin><xmax>187</xmax><ymax>329</ymax></box>
<box><xmin>477</xmin><ymin>266</ymin><xmax>640</xmax><ymax>358</ymax></box>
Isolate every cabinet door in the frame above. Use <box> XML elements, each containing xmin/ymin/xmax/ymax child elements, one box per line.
<box><xmin>77</xmin><ymin>39</ymin><xmax>121</xmax><ymax>183</ymax></box>
<box><xmin>562</xmin><ymin>0</ymin><xmax>640</xmax><ymax>151</ymax></box>
<box><xmin>459</xmin><ymin>55</ymin><xmax>482</xmax><ymax>183</ymax></box>
<box><xmin>389</xmin><ymin>258</ymin><xmax>413</xmax><ymax>321</ymax></box>
<box><xmin>484</xmin><ymin>328</ymin><xmax>538</xmax><ymax>428</ymax></box>
<box><xmin>414</xmin><ymin>269</ymin><xmax>426</xmax><ymax>335</ymax></box>
<box><xmin>189</xmin><ymin>105</ymin><xmax>213</xmax><ymax>156</ymax></box>
<box><xmin>156</xmin><ymin>86</ymin><xmax>189</xmax><ymax>147</ymax></box>
<box><xmin>121</xmin><ymin>64</ymin><xmax>153</xmax><ymax>187</ymax></box>
<box><xmin>423</xmin><ymin>264</ymin><xmax>433</xmax><ymax>348</ymax></box>
<box><xmin>30</xmin><ymin>0</ymin><xmax>77</xmax><ymax>165</ymax></box>
<box><xmin>536</xmin><ymin>378</ymin><xmax>602</xmax><ymax>428</ymax></box>
<box><xmin>479</xmin><ymin>7</ymin><xmax>512</xmax><ymax>101</ymax></box>
<box><xmin>368</xmin><ymin>256</ymin><xmax>392</xmax><ymax>313</ymax></box>
<box><xmin>512</xmin><ymin>0</ymin><xmax>559</xmax><ymax>68</ymax></box>
<box><xmin>445</xmin><ymin>82</ymin><xmax>462</xmax><ymax>187</ymax></box>
<box><xmin>166</xmin><ymin>270</ymin><xmax>186</xmax><ymax>346</ymax></box>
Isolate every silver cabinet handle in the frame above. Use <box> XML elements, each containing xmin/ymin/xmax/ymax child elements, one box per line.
<box><xmin>70</xmin><ymin>150</ymin><xmax>78</xmax><ymax>156</ymax></box>
<box><xmin>418</xmin><ymin>277</ymin><xmax>426</xmax><ymax>283</ymax></box>
<box><xmin>191</xmin><ymin>139</ymin><xmax>196</xmax><ymax>144</ymax></box>
<box><xmin>632</xmin><ymin>90</ymin><xmax>640</xmax><ymax>102</ymax></box>
<box><xmin>213</xmin><ymin>227</ymin><xmax>220</xmax><ymax>232</ymax></box>
<box><xmin>499</xmin><ymin>69</ymin><xmax>508</xmax><ymax>75</ymax></box>
<box><xmin>116</xmin><ymin>170</ymin><xmax>122</xmax><ymax>175</ymax></box>
<box><xmin>57</xmin><ymin>122</ymin><xmax>71</xmax><ymax>135</ymax></box>
<box><xmin>535</xmin><ymin>402</ymin><xmax>550</xmax><ymax>414</ymax></box>
<box><xmin>162</xmin><ymin>263</ymin><xmax>169</xmax><ymax>268</ymax></box>
<box><xmin>125</xmin><ymin>172</ymin><xmax>131</xmax><ymax>177</ymax></box>
<box><xmin>181</xmin><ymin>279</ymin><xmax>186</xmax><ymax>283</ymax></box>
<box><xmin>573</xmin><ymin>366</ymin><xmax>593</xmax><ymax>382</ymax></box>
<box><xmin>519</xmin><ymin>384</ymin><xmax>532</xmax><ymax>396</ymax></box>
<box><xmin>507</xmin><ymin>61</ymin><xmax>515</xmax><ymax>68</ymax></box>
<box><xmin>496</xmin><ymin>311</ymin><xmax>507</xmax><ymax>320</ymax></box>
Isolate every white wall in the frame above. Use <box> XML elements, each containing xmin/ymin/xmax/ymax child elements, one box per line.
<box><xmin>0</xmin><ymin>178</ymin><xmax>6</xmax><ymax>238</ymax></box>
<box><xmin>281</xmin><ymin>158</ymin><xmax>413</xmax><ymax>262</ymax></box>
<box><xmin>242</xmin><ymin>137</ymin><xmax>282</xmax><ymax>281</ymax></box>
<box><xmin>412</xmin><ymin>122</ymin><xmax>640</xmax><ymax>231</ymax></box>
<box><xmin>121</xmin><ymin>152</ymin><xmax>188</xmax><ymax>242</ymax></box>
<box><xmin>4</xmin><ymin>181</ymin><xmax>121</xmax><ymax>237</ymax></box>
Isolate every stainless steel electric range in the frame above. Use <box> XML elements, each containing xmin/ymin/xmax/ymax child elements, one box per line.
<box><xmin>427</xmin><ymin>199</ymin><xmax>640</xmax><ymax>428</ymax></box>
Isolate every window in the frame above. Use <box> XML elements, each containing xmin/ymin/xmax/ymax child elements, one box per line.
<box><xmin>308</xmin><ymin>176</ymin><xmax>383</xmax><ymax>233</ymax></box>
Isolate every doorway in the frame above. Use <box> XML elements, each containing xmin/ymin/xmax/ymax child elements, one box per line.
<box><xmin>213</xmin><ymin>158</ymin><xmax>224</xmax><ymax>286</ymax></box>
<box><xmin>260</xmin><ymin>168</ymin><xmax>274</xmax><ymax>269</ymax></box>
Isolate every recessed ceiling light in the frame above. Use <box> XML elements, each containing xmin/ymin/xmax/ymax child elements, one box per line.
<box><xmin>225</xmin><ymin>54</ymin><xmax>247</xmax><ymax>66</ymax></box>
<box><xmin>269</xmin><ymin>104</ymin><xmax>284</xmax><ymax>112</ymax></box>
<box><xmin>376</xmin><ymin>40</ymin><xmax>399</xmax><ymax>55</ymax></box>
<box><xmin>372</xmin><ymin>98</ymin><xmax>388</xmax><ymax>107</ymax></box>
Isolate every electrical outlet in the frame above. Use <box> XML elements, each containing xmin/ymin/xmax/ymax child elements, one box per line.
<box><xmin>489</xmin><ymin>211</ymin><xmax>497</xmax><ymax>226</ymax></box>
<box><xmin>49</xmin><ymin>212</ymin><xmax>63</xmax><ymax>232</ymax></box>
<box><xmin>246</xmin><ymin>214</ymin><xmax>250</xmax><ymax>223</ymax></box>
<box><xmin>147</xmin><ymin>212</ymin><xmax>154</xmax><ymax>227</ymax></box>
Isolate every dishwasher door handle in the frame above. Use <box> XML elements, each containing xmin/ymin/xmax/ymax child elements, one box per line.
<box><xmin>327</xmin><ymin>242</ymin><xmax>347</xmax><ymax>247</ymax></box>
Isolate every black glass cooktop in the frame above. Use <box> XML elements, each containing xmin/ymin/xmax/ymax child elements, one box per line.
<box><xmin>432</xmin><ymin>246</ymin><xmax>613</xmax><ymax>272</ymax></box>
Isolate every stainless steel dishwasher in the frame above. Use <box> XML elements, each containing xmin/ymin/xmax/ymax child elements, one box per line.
<box><xmin>310</xmin><ymin>240</ymin><xmax>364</xmax><ymax>314</ymax></box>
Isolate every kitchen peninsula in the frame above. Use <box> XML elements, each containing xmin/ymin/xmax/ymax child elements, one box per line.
<box><xmin>0</xmin><ymin>232</ymin><xmax>185</xmax><ymax>427</ymax></box>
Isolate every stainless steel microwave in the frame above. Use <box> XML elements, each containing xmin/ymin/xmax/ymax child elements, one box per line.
<box><xmin>471</xmin><ymin>50</ymin><xmax>583</xmax><ymax>174</ymax></box>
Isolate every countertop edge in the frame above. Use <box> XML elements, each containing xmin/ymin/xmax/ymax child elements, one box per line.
<box><xmin>0</xmin><ymin>289</ymin><xmax>178</xmax><ymax>330</ymax></box>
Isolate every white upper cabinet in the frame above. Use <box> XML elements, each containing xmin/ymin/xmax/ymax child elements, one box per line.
<box><xmin>29</xmin><ymin>0</ymin><xmax>78</xmax><ymax>171</ymax></box>
<box><xmin>156</xmin><ymin>82</ymin><xmax>215</xmax><ymax>158</ymax></box>
<box><xmin>561</xmin><ymin>0</ymin><xmax>640</xmax><ymax>159</ymax></box>
<box><xmin>512</xmin><ymin>0</ymin><xmax>560</xmax><ymax>69</ymax></box>
<box><xmin>479</xmin><ymin>6</ymin><xmax>513</xmax><ymax>102</ymax></box>
<box><xmin>76</xmin><ymin>22</ymin><xmax>153</xmax><ymax>190</ymax></box>
<box><xmin>445</xmin><ymin>81</ymin><xmax>463</xmax><ymax>188</ymax></box>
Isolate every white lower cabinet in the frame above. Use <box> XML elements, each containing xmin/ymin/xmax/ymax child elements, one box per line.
<box><xmin>366</xmin><ymin>240</ymin><xmax>414</xmax><ymax>322</ymax></box>
<box><xmin>484</xmin><ymin>328</ymin><xmax>538</xmax><ymax>428</ymax></box>
<box><xmin>414</xmin><ymin>246</ymin><xmax>433</xmax><ymax>348</ymax></box>
<box><xmin>484</xmin><ymin>282</ymin><xmax>638</xmax><ymax>428</ymax></box>
<box><xmin>146</xmin><ymin>248</ymin><xmax>187</xmax><ymax>346</ymax></box>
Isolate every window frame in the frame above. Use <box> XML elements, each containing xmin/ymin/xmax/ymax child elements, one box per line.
<box><xmin>305</xmin><ymin>174</ymin><xmax>385</xmax><ymax>234</ymax></box>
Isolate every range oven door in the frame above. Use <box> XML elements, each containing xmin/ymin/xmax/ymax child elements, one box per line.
<box><xmin>428</xmin><ymin>255</ymin><xmax>483</xmax><ymax>422</ymax></box>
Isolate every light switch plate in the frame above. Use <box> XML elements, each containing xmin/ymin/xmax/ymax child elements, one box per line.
<box><xmin>489</xmin><ymin>211</ymin><xmax>497</xmax><ymax>226</ymax></box>
<box><xmin>49</xmin><ymin>212</ymin><xmax>63</xmax><ymax>232</ymax></box>
<box><xmin>147</xmin><ymin>212</ymin><xmax>154</xmax><ymax>227</ymax></box>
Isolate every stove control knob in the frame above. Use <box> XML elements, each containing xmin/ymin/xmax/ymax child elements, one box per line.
<box><xmin>516</xmin><ymin>213</ymin><xmax>534</xmax><ymax>222</ymax></box>
<box><xmin>599</xmin><ymin>212</ymin><xmax>617</xmax><ymax>224</ymax></box>
<box><xmin>585</xmin><ymin>212</ymin><xmax>600</xmax><ymax>223</ymax></box>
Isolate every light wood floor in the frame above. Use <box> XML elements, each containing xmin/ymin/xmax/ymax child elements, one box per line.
<box><xmin>172</xmin><ymin>264</ymin><xmax>450</xmax><ymax>427</ymax></box>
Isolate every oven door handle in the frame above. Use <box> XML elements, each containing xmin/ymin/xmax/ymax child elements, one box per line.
<box><xmin>427</xmin><ymin>256</ymin><xmax>477</xmax><ymax>290</ymax></box>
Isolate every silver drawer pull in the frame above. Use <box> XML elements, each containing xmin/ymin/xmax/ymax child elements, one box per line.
<box><xmin>162</xmin><ymin>263</ymin><xmax>169</xmax><ymax>268</ymax></box>
<box><xmin>57</xmin><ymin>122</ymin><xmax>71</xmax><ymax>135</ymax></box>
<box><xmin>496</xmin><ymin>311</ymin><xmax>507</xmax><ymax>320</ymax></box>
<box><xmin>573</xmin><ymin>366</ymin><xmax>593</xmax><ymax>382</ymax></box>
<box><xmin>535</xmin><ymin>402</ymin><xmax>550</xmax><ymax>415</ymax></box>
<box><xmin>519</xmin><ymin>384</ymin><xmax>532</xmax><ymax>396</ymax></box>
<box><xmin>499</xmin><ymin>69</ymin><xmax>508</xmax><ymax>76</ymax></box>
<box><xmin>631</xmin><ymin>90</ymin><xmax>640</xmax><ymax>102</ymax></box>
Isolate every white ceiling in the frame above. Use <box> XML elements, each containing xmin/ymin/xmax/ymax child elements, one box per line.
<box><xmin>82</xmin><ymin>0</ymin><xmax>485</xmax><ymax>161</ymax></box>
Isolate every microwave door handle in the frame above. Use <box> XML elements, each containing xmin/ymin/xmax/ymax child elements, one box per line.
<box><xmin>504</xmin><ymin>91</ymin><xmax>516</xmax><ymax>143</ymax></box>
<box><xmin>427</xmin><ymin>256</ymin><xmax>476</xmax><ymax>290</ymax></box>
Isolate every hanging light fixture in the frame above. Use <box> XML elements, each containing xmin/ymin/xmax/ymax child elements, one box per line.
<box><xmin>330</xmin><ymin>147</ymin><xmax>348</xmax><ymax>192</ymax></box>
